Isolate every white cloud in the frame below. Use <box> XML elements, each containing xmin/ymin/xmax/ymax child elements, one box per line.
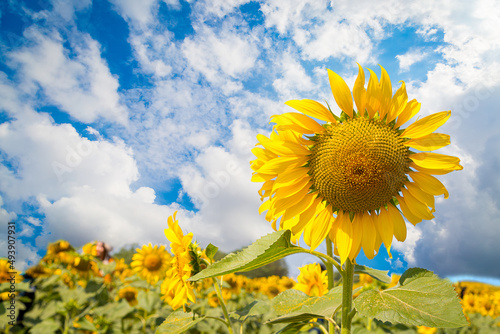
<box><xmin>109</xmin><ymin>0</ymin><xmax>159</xmax><ymax>29</ymax></box>
<box><xmin>9</xmin><ymin>29</ymin><xmax>128</xmax><ymax>125</ymax></box>
<box><xmin>396</xmin><ymin>48</ymin><xmax>428</xmax><ymax>72</ymax></box>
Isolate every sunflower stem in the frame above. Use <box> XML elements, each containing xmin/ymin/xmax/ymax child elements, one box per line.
<box><xmin>213</xmin><ymin>277</ymin><xmax>235</xmax><ymax>334</ymax></box>
<box><xmin>325</xmin><ymin>236</ymin><xmax>336</xmax><ymax>334</ymax></box>
<box><xmin>341</xmin><ymin>259</ymin><xmax>354</xmax><ymax>334</ymax></box>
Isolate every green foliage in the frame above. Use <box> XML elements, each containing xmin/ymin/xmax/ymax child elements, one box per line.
<box><xmin>268</xmin><ymin>287</ymin><xmax>343</xmax><ymax>324</ymax></box>
<box><xmin>156</xmin><ymin>310</ymin><xmax>205</xmax><ymax>334</ymax></box>
<box><xmin>189</xmin><ymin>230</ymin><xmax>308</xmax><ymax>281</ymax></box>
<box><xmin>354</xmin><ymin>268</ymin><xmax>469</xmax><ymax>328</ymax></box>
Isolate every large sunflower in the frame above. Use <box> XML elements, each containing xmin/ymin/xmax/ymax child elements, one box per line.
<box><xmin>251</xmin><ymin>64</ymin><xmax>462</xmax><ymax>264</ymax></box>
<box><xmin>131</xmin><ymin>243</ymin><xmax>171</xmax><ymax>284</ymax></box>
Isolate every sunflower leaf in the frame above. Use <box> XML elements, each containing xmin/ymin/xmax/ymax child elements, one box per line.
<box><xmin>354</xmin><ymin>264</ymin><xmax>391</xmax><ymax>284</ymax></box>
<box><xmin>353</xmin><ymin>268</ymin><xmax>468</xmax><ymax>328</ymax></box>
<box><xmin>188</xmin><ymin>230</ymin><xmax>307</xmax><ymax>281</ymax></box>
<box><xmin>205</xmin><ymin>243</ymin><xmax>218</xmax><ymax>261</ymax></box>
<box><xmin>266</xmin><ymin>287</ymin><xmax>343</xmax><ymax>324</ymax></box>
<box><xmin>156</xmin><ymin>309</ymin><xmax>205</xmax><ymax>334</ymax></box>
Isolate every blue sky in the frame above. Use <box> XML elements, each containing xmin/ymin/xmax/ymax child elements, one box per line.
<box><xmin>1</xmin><ymin>0</ymin><xmax>500</xmax><ymax>284</ymax></box>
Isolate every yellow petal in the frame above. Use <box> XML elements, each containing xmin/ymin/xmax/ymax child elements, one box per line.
<box><xmin>285</xmin><ymin>99</ymin><xmax>337</xmax><ymax>123</ymax></box>
<box><xmin>348</xmin><ymin>214</ymin><xmax>363</xmax><ymax>260</ymax></box>
<box><xmin>273</xmin><ymin>184</ymin><xmax>311</xmax><ymax>216</ymax></box>
<box><xmin>335</xmin><ymin>211</ymin><xmax>353</xmax><ymax>265</ymax></box>
<box><xmin>410</xmin><ymin>152</ymin><xmax>463</xmax><ymax>171</ymax></box>
<box><xmin>395</xmin><ymin>99</ymin><xmax>420</xmax><ymax>128</ymax></box>
<box><xmin>361</xmin><ymin>212</ymin><xmax>376</xmax><ymax>259</ymax></box>
<box><xmin>275</xmin><ymin>177</ymin><xmax>311</xmax><ymax>200</ymax></box>
<box><xmin>408</xmin><ymin>171</ymin><xmax>449</xmax><ymax>199</ymax></box>
<box><xmin>272</xmin><ymin>167</ymin><xmax>309</xmax><ymax>191</ymax></box>
<box><xmin>387</xmin><ymin>81</ymin><xmax>408</xmax><ymax>123</ymax></box>
<box><xmin>308</xmin><ymin>206</ymin><xmax>333</xmax><ymax>251</ymax></box>
<box><xmin>405</xmin><ymin>182</ymin><xmax>435</xmax><ymax>211</ymax></box>
<box><xmin>292</xmin><ymin>197</ymin><xmax>322</xmax><ymax>235</ymax></box>
<box><xmin>409</xmin><ymin>163</ymin><xmax>459</xmax><ymax>175</ymax></box>
<box><xmin>272</xmin><ymin>112</ymin><xmax>325</xmax><ymax>134</ymax></box>
<box><xmin>365</xmin><ymin>68</ymin><xmax>381</xmax><ymax>119</ymax></box>
<box><xmin>388</xmin><ymin>204</ymin><xmax>407</xmax><ymax>242</ymax></box>
<box><xmin>396</xmin><ymin>195</ymin><xmax>422</xmax><ymax>226</ymax></box>
<box><xmin>258</xmin><ymin>200</ymin><xmax>271</xmax><ymax>214</ymax></box>
<box><xmin>401</xmin><ymin>189</ymin><xmax>434</xmax><ymax>221</ymax></box>
<box><xmin>257</xmin><ymin>155</ymin><xmax>308</xmax><ymax>174</ymax></box>
<box><xmin>327</xmin><ymin>69</ymin><xmax>353</xmax><ymax>118</ymax></box>
<box><xmin>260</xmin><ymin>139</ymin><xmax>310</xmax><ymax>156</ymax></box>
<box><xmin>378</xmin><ymin>65</ymin><xmax>392</xmax><ymax>119</ymax></box>
<box><xmin>281</xmin><ymin>193</ymin><xmax>317</xmax><ymax>222</ymax></box>
<box><xmin>402</xmin><ymin>110</ymin><xmax>451</xmax><ymax>138</ymax></box>
<box><xmin>404</xmin><ymin>133</ymin><xmax>451</xmax><ymax>151</ymax></box>
<box><xmin>353</xmin><ymin>63</ymin><xmax>366</xmax><ymax>115</ymax></box>
<box><xmin>375</xmin><ymin>208</ymin><xmax>394</xmax><ymax>251</ymax></box>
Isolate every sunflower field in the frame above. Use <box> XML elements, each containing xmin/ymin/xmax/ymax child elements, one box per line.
<box><xmin>1</xmin><ymin>239</ymin><xmax>499</xmax><ymax>334</ymax></box>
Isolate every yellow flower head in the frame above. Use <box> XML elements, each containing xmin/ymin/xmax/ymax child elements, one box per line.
<box><xmin>82</xmin><ymin>241</ymin><xmax>98</xmax><ymax>257</ymax></box>
<box><xmin>117</xmin><ymin>286</ymin><xmax>139</xmax><ymax>306</ymax></box>
<box><xmin>163</xmin><ymin>211</ymin><xmax>197</xmax><ymax>310</ymax></box>
<box><xmin>131</xmin><ymin>243</ymin><xmax>171</xmax><ymax>284</ymax></box>
<box><xmin>251</xmin><ymin>65</ymin><xmax>463</xmax><ymax>264</ymax></box>
<box><xmin>0</xmin><ymin>259</ymin><xmax>23</xmax><ymax>283</ymax></box>
<box><xmin>294</xmin><ymin>263</ymin><xmax>328</xmax><ymax>297</ymax></box>
<box><xmin>70</xmin><ymin>254</ymin><xmax>99</xmax><ymax>279</ymax></box>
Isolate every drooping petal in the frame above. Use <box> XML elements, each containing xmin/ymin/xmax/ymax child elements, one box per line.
<box><xmin>360</xmin><ymin>212</ymin><xmax>377</xmax><ymax>259</ymax></box>
<box><xmin>285</xmin><ymin>99</ymin><xmax>337</xmax><ymax>123</ymax></box>
<box><xmin>401</xmin><ymin>188</ymin><xmax>434</xmax><ymax>220</ymax></box>
<box><xmin>404</xmin><ymin>133</ymin><xmax>451</xmax><ymax>151</ymax></box>
<box><xmin>335</xmin><ymin>211</ymin><xmax>353</xmax><ymax>265</ymax></box>
<box><xmin>374</xmin><ymin>208</ymin><xmax>394</xmax><ymax>251</ymax></box>
<box><xmin>308</xmin><ymin>206</ymin><xmax>334</xmax><ymax>251</ymax></box>
<box><xmin>348</xmin><ymin>213</ymin><xmax>363</xmax><ymax>260</ymax></box>
<box><xmin>387</xmin><ymin>204</ymin><xmax>407</xmax><ymax>242</ymax></box>
<box><xmin>402</xmin><ymin>111</ymin><xmax>451</xmax><ymax>138</ymax></box>
<box><xmin>405</xmin><ymin>182</ymin><xmax>435</xmax><ymax>212</ymax></box>
<box><xmin>328</xmin><ymin>69</ymin><xmax>353</xmax><ymax>118</ymax></box>
<box><xmin>408</xmin><ymin>171</ymin><xmax>449</xmax><ymax>199</ymax></box>
<box><xmin>396</xmin><ymin>195</ymin><xmax>422</xmax><ymax>226</ymax></box>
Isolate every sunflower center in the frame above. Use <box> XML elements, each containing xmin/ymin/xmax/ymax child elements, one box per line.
<box><xmin>144</xmin><ymin>254</ymin><xmax>162</xmax><ymax>271</ymax></box>
<box><xmin>309</xmin><ymin>117</ymin><xmax>409</xmax><ymax>213</ymax></box>
<box><xmin>124</xmin><ymin>290</ymin><xmax>136</xmax><ymax>302</ymax></box>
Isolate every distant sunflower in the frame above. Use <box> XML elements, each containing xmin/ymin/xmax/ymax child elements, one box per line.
<box><xmin>117</xmin><ymin>286</ymin><xmax>139</xmax><ymax>306</ymax></box>
<box><xmin>294</xmin><ymin>263</ymin><xmax>328</xmax><ymax>297</ymax></box>
<box><xmin>163</xmin><ymin>211</ymin><xmax>198</xmax><ymax>310</ymax></box>
<box><xmin>131</xmin><ymin>243</ymin><xmax>171</xmax><ymax>284</ymax></box>
<box><xmin>70</xmin><ymin>255</ymin><xmax>99</xmax><ymax>279</ymax></box>
<box><xmin>251</xmin><ymin>64</ymin><xmax>462</xmax><ymax>264</ymax></box>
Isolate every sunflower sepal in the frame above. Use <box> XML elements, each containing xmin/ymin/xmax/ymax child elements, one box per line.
<box><xmin>353</xmin><ymin>268</ymin><xmax>469</xmax><ymax>328</ymax></box>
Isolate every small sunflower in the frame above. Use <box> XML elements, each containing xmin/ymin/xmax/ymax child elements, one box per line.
<box><xmin>117</xmin><ymin>286</ymin><xmax>139</xmax><ymax>306</ymax></box>
<box><xmin>0</xmin><ymin>259</ymin><xmax>23</xmax><ymax>283</ymax></box>
<box><xmin>131</xmin><ymin>243</ymin><xmax>171</xmax><ymax>284</ymax></box>
<box><xmin>70</xmin><ymin>254</ymin><xmax>99</xmax><ymax>279</ymax></box>
<box><xmin>163</xmin><ymin>211</ymin><xmax>203</xmax><ymax>310</ymax></box>
<box><xmin>294</xmin><ymin>263</ymin><xmax>328</xmax><ymax>297</ymax></box>
<box><xmin>251</xmin><ymin>64</ymin><xmax>462</xmax><ymax>264</ymax></box>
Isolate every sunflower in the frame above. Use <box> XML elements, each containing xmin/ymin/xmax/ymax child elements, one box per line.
<box><xmin>163</xmin><ymin>211</ymin><xmax>198</xmax><ymax>310</ymax></box>
<box><xmin>131</xmin><ymin>243</ymin><xmax>171</xmax><ymax>284</ymax></box>
<box><xmin>251</xmin><ymin>65</ymin><xmax>462</xmax><ymax>264</ymax></box>
<box><xmin>70</xmin><ymin>254</ymin><xmax>99</xmax><ymax>279</ymax></box>
<box><xmin>117</xmin><ymin>286</ymin><xmax>139</xmax><ymax>306</ymax></box>
<box><xmin>0</xmin><ymin>259</ymin><xmax>23</xmax><ymax>283</ymax></box>
<box><xmin>294</xmin><ymin>263</ymin><xmax>328</xmax><ymax>297</ymax></box>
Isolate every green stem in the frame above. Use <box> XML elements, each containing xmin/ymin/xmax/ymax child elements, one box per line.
<box><xmin>213</xmin><ymin>278</ymin><xmax>235</xmax><ymax>334</ymax></box>
<box><xmin>325</xmin><ymin>236</ymin><xmax>335</xmax><ymax>334</ymax></box>
<box><xmin>309</xmin><ymin>249</ymin><xmax>342</xmax><ymax>273</ymax></box>
<box><xmin>341</xmin><ymin>259</ymin><xmax>355</xmax><ymax>334</ymax></box>
<box><xmin>325</xmin><ymin>236</ymin><xmax>335</xmax><ymax>290</ymax></box>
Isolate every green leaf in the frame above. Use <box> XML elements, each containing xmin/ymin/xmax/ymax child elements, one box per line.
<box><xmin>230</xmin><ymin>300</ymin><xmax>271</xmax><ymax>322</ymax></box>
<box><xmin>205</xmin><ymin>243</ymin><xmax>218</xmax><ymax>261</ymax></box>
<box><xmin>267</xmin><ymin>287</ymin><xmax>343</xmax><ymax>324</ymax></box>
<box><xmin>28</xmin><ymin>318</ymin><xmax>61</xmax><ymax>334</ymax></box>
<box><xmin>354</xmin><ymin>264</ymin><xmax>391</xmax><ymax>284</ymax></box>
<box><xmin>189</xmin><ymin>230</ymin><xmax>307</xmax><ymax>281</ymax></box>
<box><xmin>354</xmin><ymin>268</ymin><xmax>468</xmax><ymax>328</ymax></box>
<box><xmin>156</xmin><ymin>309</ymin><xmax>205</xmax><ymax>334</ymax></box>
<box><xmin>137</xmin><ymin>289</ymin><xmax>160</xmax><ymax>314</ymax></box>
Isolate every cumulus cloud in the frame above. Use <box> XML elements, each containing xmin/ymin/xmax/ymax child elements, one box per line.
<box><xmin>9</xmin><ymin>29</ymin><xmax>128</xmax><ymax>125</ymax></box>
<box><xmin>396</xmin><ymin>48</ymin><xmax>428</xmax><ymax>72</ymax></box>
